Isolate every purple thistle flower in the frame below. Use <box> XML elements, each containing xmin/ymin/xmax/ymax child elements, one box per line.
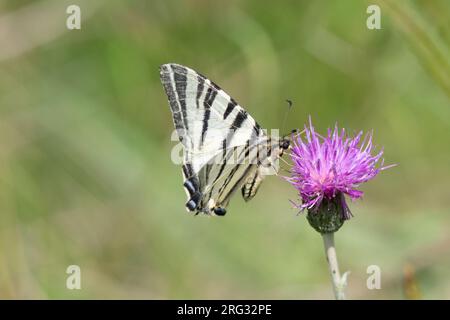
<box><xmin>288</xmin><ymin>118</ymin><xmax>392</xmax><ymax>221</ymax></box>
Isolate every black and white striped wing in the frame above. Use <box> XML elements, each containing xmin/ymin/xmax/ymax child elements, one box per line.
<box><xmin>160</xmin><ymin>63</ymin><xmax>274</xmax><ymax>215</ymax></box>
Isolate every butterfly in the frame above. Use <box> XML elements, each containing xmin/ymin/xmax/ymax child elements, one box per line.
<box><xmin>160</xmin><ymin>63</ymin><xmax>291</xmax><ymax>216</ymax></box>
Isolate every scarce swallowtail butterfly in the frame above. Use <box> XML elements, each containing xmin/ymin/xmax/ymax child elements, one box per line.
<box><xmin>160</xmin><ymin>63</ymin><xmax>291</xmax><ymax>216</ymax></box>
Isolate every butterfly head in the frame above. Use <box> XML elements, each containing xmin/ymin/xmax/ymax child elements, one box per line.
<box><xmin>279</xmin><ymin>129</ymin><xmax>297</xmax><ymax>153</ymax></box>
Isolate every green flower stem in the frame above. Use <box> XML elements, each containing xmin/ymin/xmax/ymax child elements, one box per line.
<box><xmin>322</xmin><ymin>232</ymin><xmax>346</xmax><ymax>300</ymax></box>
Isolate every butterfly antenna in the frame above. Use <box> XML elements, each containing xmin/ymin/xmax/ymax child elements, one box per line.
<box><xmin>281</xmin><ymin>99</ymin><xmax>293</xmax><ymax>134</ymax></box>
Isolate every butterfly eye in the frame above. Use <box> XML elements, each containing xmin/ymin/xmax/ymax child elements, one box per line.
<box><xmin>281</xmin><ymin>139</ymin><xmax>290</xmax><ymax>150</ymax></box>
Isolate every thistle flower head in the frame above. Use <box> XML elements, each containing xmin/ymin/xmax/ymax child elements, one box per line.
<box><xmin>288</xmin><ymin>118</ymin><xmax>391</xmax><ymax>222</ymax></box>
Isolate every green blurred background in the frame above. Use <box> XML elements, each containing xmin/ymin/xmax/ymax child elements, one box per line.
<box><xmin>0</xmin><ymin>0</ymin><xmax>449</xmax><ymax>299</ymax></box>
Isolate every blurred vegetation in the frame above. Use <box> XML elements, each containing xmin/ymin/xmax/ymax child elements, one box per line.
<box><xmin>0</xmin><ymin>0</ymin><xmax>449</xmax><ymax>299</ymax></box>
